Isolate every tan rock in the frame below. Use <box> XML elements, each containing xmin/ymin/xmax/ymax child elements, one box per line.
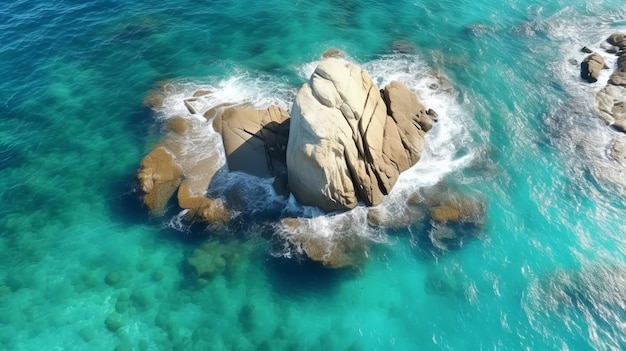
<box><xmin>214</xmin><ymin>106</ymin><xmax>290</xmax><ymax>178</ymax></box>
<box><xmin>138</xmin><ymin>113</ymin><xmax>231</xmax><ymax>224</ymax></box>
<box><xmin>596</xmin><ymin>75</ymin><xmax>626</xmax><ymax>132</ymax></box>
<box><xmin>429</xmin><ymin>198</ymin><xmax>484</xmax><ymax>224</ymax></box>
<box><xmin>609</xmin><ymin>71</ymin><xmax>626</xmax><ymax>86</ymax></box>
<box><xmin>183</xmin><ymin>99</ymin><xmax>198</xmax><ymax>114</ymax></box>
<box><xmin>581</xmin><ymin>53</ymin><xmax>605</xmax><ymax>83</ymax></box>
<box><xmin>204</xmin><ymin>102</ymin><xmax>244</xmax><ymax>121</ymax></box>
<box><xmin>280</xmin><ymin>217</ymin><xmax>368</xmax><ymax>269</ymax></box>
<box><xmin>143</xmin><ymin>81</ymin><xmax>173</xmax><ymax>110</ymax></box>
<box><xmin>168</xmin><ymin>117</ymin><xmax>188</xmax><ymax>135</ymax></box>
<box><xmin>607</xmin><ymin>33</ymin><xmax>626</xmax><ymax>49</ymax></box>
<box><xmin>177</xmin><ymin>180</ymin><xmax>230</xmax><ymax>224</ymax></box>
<box><xmin>321</xmin><ymin>48</ymin><xmax>347</xmax><ymax>59</ymax></box>
<box><xmin>382</xmin><ymin>80</ymin><xmax>434</xmax><ymax>161</ymax></box>
<box><xmin>137</xmin><ymin>147</ymin><xmax>183</xmax><ymax>215</ymax></box>
<box><xmin>287</xmin><ymin>58</ymin><xmax>432</xmax><ymax>212</ymax></box>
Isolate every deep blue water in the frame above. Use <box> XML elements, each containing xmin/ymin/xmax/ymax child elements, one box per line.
<box><xmin>1</xmin><ymin>0</ymin><xmax>626</xmax><ymax>350</ymax></box>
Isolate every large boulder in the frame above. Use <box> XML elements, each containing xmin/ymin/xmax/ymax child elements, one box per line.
<box><xmin>286</xmin><ymin>57</ymin><xmax>435</xmax><ymax>212</ymax></box>
<box><xmin>580</xmin><ymin>53</ymin><xmax>605</xmax><ymax>83</ymax></box>
<box><xmin>213</xmin><ymin>106</ymin><xmax>290</xmax><ymax>178</ymax></box>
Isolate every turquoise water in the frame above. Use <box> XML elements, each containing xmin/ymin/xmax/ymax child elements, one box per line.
<box><xmin>2</xmin><ymin>0</ymin><xmax>626</xmax><ymax>350</ymax></box>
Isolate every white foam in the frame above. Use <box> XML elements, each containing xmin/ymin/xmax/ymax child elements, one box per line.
<box><xmin>155</xmin><ymin>70</ymin><xmax>295</xmax><ymax>119</ymax></box>
<box><xmin>166</xmin><ymin>209</ymin><xmax>191</xmax><ymax>232</ymax></box>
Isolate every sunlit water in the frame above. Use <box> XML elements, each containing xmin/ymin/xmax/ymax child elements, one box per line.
<box><xmin>1</xmin><ymin>0</ymin><xmax>626</xmax><ymax>350</ymax></box>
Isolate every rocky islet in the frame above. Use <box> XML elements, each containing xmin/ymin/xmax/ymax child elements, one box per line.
<box><xmin>136</xmin><ymin>53</ymin><xmax>484</xmax><ymax>268</ymax></box>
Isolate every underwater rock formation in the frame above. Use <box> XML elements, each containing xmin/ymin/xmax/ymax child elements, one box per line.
<box><xmin>186</xmin><ymin>240</ymin><xmax>241</xmax><ymax>285</ymax></box>
<box><xmin>580</xmin><ymin>53</ymin><xmax>606</xmax><ymax>83</ymax></box>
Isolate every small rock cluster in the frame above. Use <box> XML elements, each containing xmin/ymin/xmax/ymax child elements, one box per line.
<box><xmin>580</xmin><ymin>33</ymin><xmax>626</xmax><ymax>133</ymax></box>
<box><xmin>135</xmin><ymin>51</ymin><xmax>485</xmax><ymax>269</ymax></box>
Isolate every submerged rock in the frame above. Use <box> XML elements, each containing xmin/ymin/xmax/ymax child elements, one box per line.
<box><xmin>213</xmin><ymin>106</ymin><xmax>290</xmax><ymax>178</ymax></box>
<box><xmin>532</xmin><ymin>263</ymin><xmax>626</xmax><ymax>318</ymax></box>
<box><xmin>104</xmin><ymin>271</ymin><xmax>122</xmax><ymax>287</ymax></box>
<box><xmin>464</xmin><ymin>23</ymin><xmax>496</xmax><ymax>37</ymax></box>
<box><xmin>610</xmin><ymin>138</ymin><xmax>626</xmax><ymax>166</ymax></box>
<box><xmin>279</xmin><ymin>217</ymin><xmax>369</xmax><ymax>269</ymax></box>
<box><xmin>428</xmin><ymin>198</ymin><xmax>484</xmax><ymax>224</ymax></box>
<box><xmin>391</xmin><ymin>40</ymin><xmax>416</xmax><ymax>54</ymax></box>
<box><xmin>186</xmin><ymin>240</ymin><xmax>241</xmax><ymax>283</ymax></box>
<box><xmin>607</xmin><ymin>33</ymin><xmax>626</xmax><ymax>49</ymax></box>
<box><xmin>105</xmin><ymin>312</ymin><xmax>123</xmax><ymax>333</ymax></box>
<box><xmin>321</xmin><ymin>48</ymin><xmax>347</xmax><ymax>59</ymax></box>
<box><xmin>143</xmin><ymin>81</ymin><xmax>175</xmax><ymax>110</ymax></box>
<box><xmin>287</xmin><ymin>57</ymin><xmax>435</xmax><ymax>212</ymax></box>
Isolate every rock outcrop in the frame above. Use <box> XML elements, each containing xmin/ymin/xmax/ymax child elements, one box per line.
<box><xmin>137</xmin><ymin>115</ymin><xmax>230</xmax><ymax>224</ymax></box>
<box><xmin>213</xmin><ymin>106</ymin><xmax>290</xmax><ymax>179</ymax></box>
<box><xmin>595</xmin><ymin>33</ymin><xmax>626</xmax><ymax>133</ymax></box>
<box><xmin>580</xmin><ymin>53</ymin><xmax>606</xmax><ymax>83</ymax></box>
<box><xmin>287</xmin><ymin>57</ymin><xmax>435</xmax><ymax>212</ymax></box>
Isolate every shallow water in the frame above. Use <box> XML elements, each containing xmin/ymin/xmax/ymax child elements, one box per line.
<box><xmin>1</xmin><ymin>0</ymin><xmax>626</xmax><ymax>350</ymax></box>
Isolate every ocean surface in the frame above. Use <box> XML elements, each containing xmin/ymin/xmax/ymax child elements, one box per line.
<box><xmin>2</xmin><ymin>0</ymin><xmax>626</xmax><ymax>350</ymax></box>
